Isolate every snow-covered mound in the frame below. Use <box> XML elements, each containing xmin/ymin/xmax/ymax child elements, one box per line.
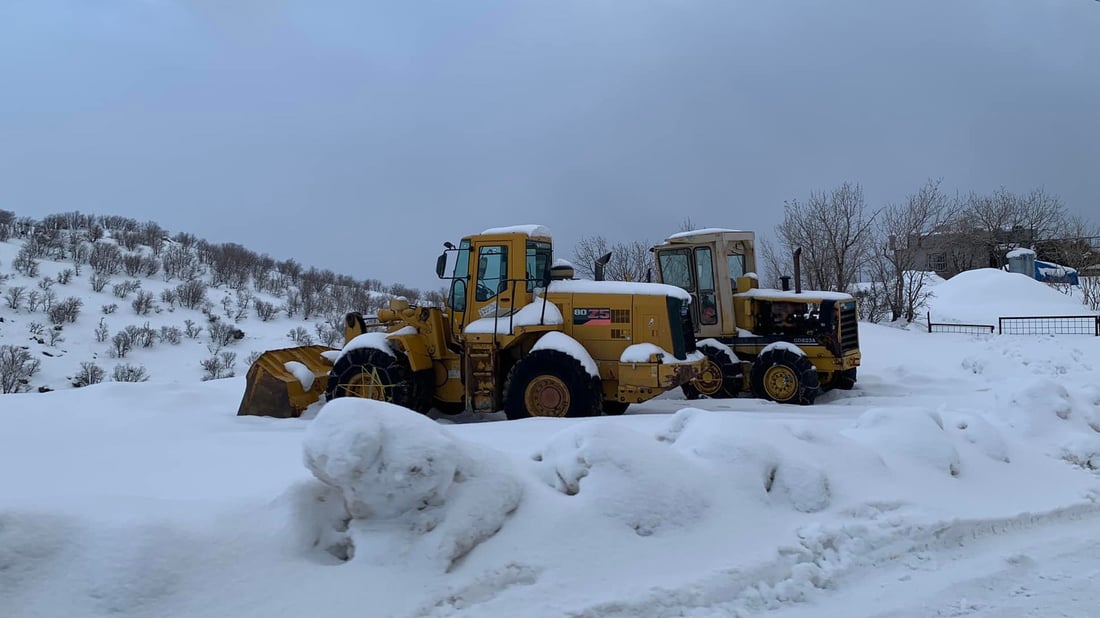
<box><xmin>927</xmin><ymin>268</ymin><xmax>1094</xmax><ymax>325</ymax></box>
<box><xmin>298</xmin><ymin>398</ymin><xmax>523</xmax><ymax>571</ymax></box>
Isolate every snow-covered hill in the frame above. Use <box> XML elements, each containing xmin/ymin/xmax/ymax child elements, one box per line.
<box><xmin>0</xmin><ymin>214</ymin><xmax>393</xmax><ymax>393</ymax></box>
<box><xmin>3</xmin><ymin>246</ymin><xmax>1100</xmax><ymax>617</ymax></box>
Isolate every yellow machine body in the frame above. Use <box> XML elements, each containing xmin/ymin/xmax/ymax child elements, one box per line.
<box><xmin>652</xmin><ymin>229</ymin><xmax>862</xmax><ymax>402</ymax></box>
<box><xmin>238</xmin><ymin>226</ymin><xmax>704</xmax><ymax>418</ymax></box>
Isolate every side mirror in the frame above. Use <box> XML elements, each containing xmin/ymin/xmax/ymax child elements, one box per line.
<box><xmin>435</xmin><ymin>253</ymin><xmax>447</xmax><ymax>279</ymax></box>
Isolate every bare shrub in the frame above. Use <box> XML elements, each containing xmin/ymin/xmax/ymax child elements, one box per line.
<box><xmin>90</xmin><ymin>273</ymin><xmax>111</xmax><ymax>293</ymax></box>
<box><xmin>200</xmin><ymin>351</ymin><xmax>237</xmax><ymax>381</ymax></box>
<box><xmin>176</xmin><ymin>279</ymin><xmax>207</xmax><ymax>310</ymax></box>
<box><xmin>48</xmin><ymin>296</ymin><xmax>83</xmax><ymax>325</ymax></box>
<box><xmin>12</xmin><ymin>244</ymin><xmax>40</xmax><ymax>277</ymax></box>
<box><xmin>112</xmin><ymin>363</ymin><xmax>149</xmax><ymax>383</ymax></box>
<box><xmin>234</xmin><ymin>289</ymin><xmax>253</xmax><ymax>322</ymax></box>
<box><xmin>0</xmin><ymin>345</ymin><xmax>41</xmax><ymax>394</ymax></box>
<box><xmin>315</xmin><ymin>319</ymin><xmax>342</xmax><ymax>348</ymax></box>
<box><xmin>47</xmin><ymin>325</ymin><xmax>64</xmax><ymax>347</ymax></box>
<box><xmin>1082</xmin><ymin>277</ymin><xmax>1100</xmax><ymax>312</ymax></box>
<box><xmin>111</xmin><ymin>331</ymin><xmax>133</xmax><ymax>358</ymax></box>
<box><xmin>4</xmin><ymin>286</ymin><xmax>26</xmax><ymax>310</ymax></box>
<box><xmin>207</xmin><ymin>318</ymin><xmax>245</xmax><ymax>349</ymax></box>
<box><xmin>57</xmin><ymin>268</ymin><xmax>74</xmax><ymax>285</ymax></box>
<box><xmin>184</xmin><ymin>319</ymin><xmax>202</xmax><ymax>339</ymax></box>
<box><xmin>95</xmin><ymin>318</ymin><xmax>110</xmax><ymax>343</ymax></box>
<box><xmin>253</xmin><ymin>299</ymin><xmax>277</xmax><ymax>322</ymax></box>
<box><xmin>71</xmin><ymin>361</ymin><xmax>105</xmax><ymax>388</ymax></box>
<box><xmin>26</xmin><ymin>290</ymin><xmax>43</xmax><ymax>313</ymax></box>
<box><xmin>88</xmin><ymin>242</ymin><xmax>123</xmax><ymax>276</ymax></box>
<box><xmin>112</xmin><ymin>279</ymin><xmax>141</xmax><ymax>299</ymax></box>
<box><xmin>124</xmin><ymin>323</ymin><xmax>156</xmax><ymax>349</ymax></box>
<box><xmin>122</xmin><ymin>253</ymin><xmax>144</xmax><ymax>277</ymax></box>
<box><xmin>131</xmin><ymin>290</ymin><xmax>155</xmax><ymax>315</ymax></box>
<box><xmin>287</xmin><ymin>326</ymin><xmax>314</xmax><ymax>346</ymax></box>
<box><xmin>158</xmin><ymin>325</ymin><xmax>182</xmax><ymax>345</ymax></box>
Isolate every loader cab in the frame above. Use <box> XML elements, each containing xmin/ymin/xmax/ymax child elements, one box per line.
<box><xmin>437</xmin><ymin>226</ymin><xmax>553</xmax><ymax>336</ymax></box>
<box><xmin>653</xmin><ymin>229</ymin><xmax>756</xmax><ymax>339</ymax></box>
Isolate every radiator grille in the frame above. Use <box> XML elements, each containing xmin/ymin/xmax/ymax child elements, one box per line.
<box><xmin>840</xmin><ymin>306</ymin><xmax>859</xmax><ymax>353</ymax></box>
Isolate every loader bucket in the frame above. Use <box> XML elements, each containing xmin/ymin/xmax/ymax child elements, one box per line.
<box><xmin>237</xmin><ymin>345</ymin><xmax>336</xmax><ymax>418</ymax></box>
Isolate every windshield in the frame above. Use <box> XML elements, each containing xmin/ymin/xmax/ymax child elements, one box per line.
<box><xmin>658</xmin><ymin>249</ymin><xmax>693</xmax><ymax>290</ymax></box>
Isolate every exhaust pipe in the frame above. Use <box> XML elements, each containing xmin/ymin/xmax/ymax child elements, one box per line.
<box><xmin>595</xmin><ymin>252</ymin><xmax>612</xmax><ymax>281</ymax></box>
<box><xmin>793</xmin><ymin>247</ymin><xmax>802</xmax><ymax>294</ymax></box>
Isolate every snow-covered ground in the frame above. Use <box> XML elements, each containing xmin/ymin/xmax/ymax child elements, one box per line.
<box><xmin>3</xmin><ymin>259</ymin><xmax>1100</xmax><ymax>617</ymax></box>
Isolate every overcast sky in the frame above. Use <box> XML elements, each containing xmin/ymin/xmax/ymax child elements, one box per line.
<box><xmin>1</xmin><ymin>0</ymin><xmax>1098</xmax><ymax>290</ymax></box>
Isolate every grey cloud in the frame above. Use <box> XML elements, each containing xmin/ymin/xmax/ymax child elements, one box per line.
<box><xmin>1</xmin><ymin>0</ymin><xmax>1097</xmax><ymax>290</ymax></box>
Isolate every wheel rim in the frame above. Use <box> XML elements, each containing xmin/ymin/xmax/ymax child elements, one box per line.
<box><xmin>763</xmin><ymin>364</ymin><xmax>798</xmax><ymax>401</ymax></box>
<box><xmin>342</xmin><ymin>367</ymin><xmax>391</xmax><ymax>401</ymax></box>
<box><xmin>524</xmin><ymin>375</ymin><xmax>571</xmax><ymax>417</ymax></box>
<box><xmin>691</xmin><ymin>357</ymin><xmax>724</xmax><ymax>396</ymax></box>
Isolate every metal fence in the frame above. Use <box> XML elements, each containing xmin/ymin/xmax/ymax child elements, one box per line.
<box><xmin>927</xmin><ymin>312</ymin><xmax>1100</xmax><ymax>336</ymax></box>
<box><xmin>998</xmin><ymin>315</ymin><xmax>1100</xmax><ymax>336</ymax></box>
<box><xmin>927</xmin><ymin>313</ymin><xmax>995</xmax><ymax>335</ymax></box>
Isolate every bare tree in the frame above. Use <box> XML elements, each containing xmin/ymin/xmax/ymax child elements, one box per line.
<box><xmin>870</xmin><ymin>179</ymin><xmax>961</xmax><ymax>321</ymax></box>
<box><xmin>1039</xmin><ymin>214</ymin><xmax>1099</xmax><ymax>272</ymax></box>
<box><xmin>773</xmin><ymin>182</ymin><xmax>878</xmax><ymax>293</ymax></box>
<box><xmin>958</xmin><ymin>187</ymin><xmax>1067</xmax><ymax>270</ymax></box>
<box><xmin>756</xmin><ymin>235</ymin><xmax>787</xmax><ymax>288</ymax></box>
<box><xmin>572</xmin><ymin>235</ymin><xmax>654</xmax><ymax>282</ymax></box>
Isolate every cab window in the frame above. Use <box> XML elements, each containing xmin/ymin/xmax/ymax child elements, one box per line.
<box><xmin>476</xmin><ymin>245</ymin><xmax>508</xmax><ymax>302</ymax></box>
<box><xmin>526</xmin><ymin>240</ymin><xmax>551</xmax><ymax>292</ymax></box>
<box><xmin>728</xmin><ymin>253</ymin><xmax>746</xmax><ymax>281</ymax></box>
<box><xmin>448</xmin><ymin>239</ymin><xmax>471</xmax><ymax>311</ymax></box>
<box><xmin>658</xmin><ymin>249</ymin><xmax>693</xmax><ymax>290</ymax></box>
<box><xmin>695</xmin><ymin>247</ymin><xmax>717</xmax><ymax>325</ymax></box>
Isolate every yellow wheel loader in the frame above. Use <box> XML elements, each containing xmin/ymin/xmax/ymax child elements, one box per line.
<box><xmin>652</xmin><ymin>229</ymin><xmax>861</xmax><ymax>405</ymax></box>
<box><xmin>238</xmin><ymin>225</ymin><xmax>707</xmax><ymax>420</ymax></box>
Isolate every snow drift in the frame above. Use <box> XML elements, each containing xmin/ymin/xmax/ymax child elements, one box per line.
<box><xmin>926</xmin><ymin>268</ymin><xmax>1095</xmax><ymax>325</ymax></box>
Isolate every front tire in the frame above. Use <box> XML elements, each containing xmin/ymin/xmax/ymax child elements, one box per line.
<box><xmin>326</xmin><ymin>347</ymin><xmax>433</xmax><ymax>413</ymax></box>
<box><xmin>750</xmin><ymin>346</ymin><xmax>819</xmax><ymax>405</ymax></box>
<box><xmin>503</xmin><ymin>350</ymin><xmax>601</xmax><ymax>420</ymax></box>
<box><xmin>682</xmin><ymin>345</ymin><xmax>741</xmax><ymax>400</ymax></box>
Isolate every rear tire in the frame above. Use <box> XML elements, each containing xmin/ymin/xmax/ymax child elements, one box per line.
<box><xmin>682</xmin><ymin>345</ymin><xmax>741</xmax><ymax>400</ymax></box>
<box><xmin>834</xmin><ymin>368</ymin><xmax>857</xmax><ymax>390</ymax></box>
<box><xmin>503</xmin><ymin>350</ymin><xmax>601</xmax><ymax>420</ymax></box>
<box><xmin>750</xmin><ymin>347</ymin><xmax>819</xmax><ymax>405</ymax></box>
<box><xmin>327</xmin><ymin>347</ymin><xmax>433</xmax><ymax>413</ymax></box>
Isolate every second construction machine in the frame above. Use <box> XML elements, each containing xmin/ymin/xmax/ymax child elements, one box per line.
<box><xmin>238</xmin><ymin>225</ymin><xmax>706</xmax><ymax>420</ymax></box>
<box><xmin>652</xmin><ymin>228</ymin><xmax>861</xmax><ymax>405</ymax></box>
